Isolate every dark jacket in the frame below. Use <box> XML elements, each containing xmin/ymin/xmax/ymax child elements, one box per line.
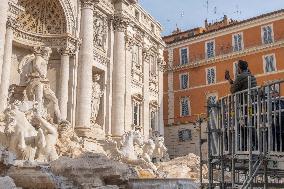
<box><xmin>230</xmin><ymin>70</ymin><xmax>257</xmax><ymax>93</ymax></box>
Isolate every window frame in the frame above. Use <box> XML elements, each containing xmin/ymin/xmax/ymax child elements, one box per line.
<box><xmin>263</xmin><ymin>53</ymin><xmax>277</xmax><ymax>73</ymax></box>
<box><xmin>232</xmin><ymin>32</ymin><xmax>244</xmax><ymax>52</ymax></box>
<box><xmin>261</xmin><ymin>24</ymin><xmax>274</xmax><ymax>45</ymax></box>
<box><xmin>178</xmin><ymin>129</ymin><xmax>192</xmax><ymax>142</ymax></box>
<box><xmin>205</xmin><ymin>66</ymin><xmax>217</xmax><ymax>85</ymax></box>
<box><xmin>179</xmin><ymin>47</ymin><xmax>189</xmax><ymax>65</ymax></box>
<box><xmin>206</xmin><ymin>93</ymin><xmax>218</xmax><ymax>105</ymax></box>
<box><xmin>132</xmin><ymin>99</ymin><xmax>142</xmax><ymax>127</ymax></box>
<box><xmin>179</xmin><ymin>73</ymin><xmax>189</xmax><ymax>90</ymax></box>
<box><xmin>132</xmin><ymin>45</ymin><xmax>140</xmax><ymax>67</ymax></box>
<box><xmin>149</xmin><ymin>54</ymin><xmax>157</xmax><ymax>76</ymax></box>
<box><xmin>205</xmin><ymin>39</ymin><xmax>215</xmax><ymax>59</ymax></box>
<box><xmin>233</xmin><ymin>61</ymin><xmax>239</xmax><ymax>79</ymax></box>
<box><xmin>180</xmin><ymin>96</ymin><xmax>191</xmax><ymax>117</ymax></box>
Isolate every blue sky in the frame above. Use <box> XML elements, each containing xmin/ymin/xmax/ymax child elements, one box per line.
<box><xmin>139</xmin><ymin>0</ymin><xmax>284</xmax><ymax>36</ymax></box>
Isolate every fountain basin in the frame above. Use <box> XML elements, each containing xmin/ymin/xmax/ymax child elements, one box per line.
<box><xmin>128</xmin><ymin>178</ymin><xmax>199</xmax><ymax>189</ymax></box>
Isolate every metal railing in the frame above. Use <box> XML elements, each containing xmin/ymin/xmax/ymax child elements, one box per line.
<box><xmin>205</xmin><ymin>79</ymin><xmax>284</xmax><ymax>188</ymax></box>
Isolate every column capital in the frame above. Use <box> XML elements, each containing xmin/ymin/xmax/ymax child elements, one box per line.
<box><xmin>57</xmin><ymin>47</ymin><xmax>75</xmax><ymax>56</ymax></box>
<box><xmin>113</xmin><ymin>15</ymin><xmax>129</xmax><ymax>32</ymax></box>
<box><xmin>6</xmin><ymin>17</ymin><xmax>18</xmax><ymax>29</ymax></box>
<box><xmin>125</xmin><ymin>35</ymin><xmax>135</xmax><ymax>51</ymax></box>
<box><xmin>80</xmin><ymin>0</ymin><xmax>99</xmax><ymax>10</ymax></box>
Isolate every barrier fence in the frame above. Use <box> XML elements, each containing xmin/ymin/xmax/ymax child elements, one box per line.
<box><xmin>205</xmin><ymin>79</ymin><xmax>284</xmax><ymax>188</ymax></box>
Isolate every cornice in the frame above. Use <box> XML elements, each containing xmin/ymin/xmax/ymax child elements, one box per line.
<box><xmin>167</xmin><ymin>12</ymin><xmax>284</xmax><ymax>49</ymax></box>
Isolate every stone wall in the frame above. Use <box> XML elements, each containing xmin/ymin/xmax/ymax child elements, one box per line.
<box><xmin>164</xmin><ymin>123</ymin><xmax>208</xmax><ymax>159</ymax></box>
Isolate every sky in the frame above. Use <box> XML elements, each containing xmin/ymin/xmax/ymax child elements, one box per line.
<box><xmin>139</xmin><ymin>0</ymin><xmax>284</xmax><ymax>36</ymax></box>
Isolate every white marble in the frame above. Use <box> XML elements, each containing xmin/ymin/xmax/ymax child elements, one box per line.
<box><xmin>111</xmin><ymin>15</ymin><xmax>127</xmax><ymax>137</ymax></box>
<box><xmin>0</xmin><ymin>0</ymin><xmax>9</xmax><ymax>86</ymax></box>
<box><xmin>0</xmin><ymin>25</ymin><xmax>13</xmax><ymax>112</ymax></box>
<box><xmin>59</xmin><ymin>49</ymin><xmax>71</xmax><ymax>120</ymax></box>
<box><xmin>75</xmin><ymin>0</ymin><xmax>95</xmax><ymax>136</ymax></box>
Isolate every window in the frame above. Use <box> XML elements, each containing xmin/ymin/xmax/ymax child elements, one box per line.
<box><xmin>262</xmin><ymin>25</ymin><xmax>274</xmax><ymax>44</ymax></box>
<box><xmin>233</xmin><ymin>33</ymin><xmax>243</xmax><ymax>52</ymax></box>
<box><xmin>206</xmin><ymin>67</ymin><xmax>216</xmax><ymax>84</ymax></box>
<box><xmin>132</xmin><ymin>45</ymin><xmax>139</xmax><ymax>65</ymax></box>
<box><xmin>263</xmin><ymin>54</ymin><xmax>276</xmax><ymax>73</ymax></box>
<box><xmin>150</xmin><ymin>55</ymin><xmax>157</xmax><ymax>76</ymax></box>
<box><xmin>180</xmin><ymin>97</ymin><xmax>190</xmax><ymax>117</ymax></box>
<box><xmin>180</xmin><ymin>48</ymin><xmax>189</xmax><ymax>65</ymax></box>
<box><xmin>132</xmin><ymin>100</ymin><xmax>142</xmax><ymax>126</ymax></box>
<box><xmin>135</xmin><ymin>10</ymin><xmax>140</xmax><ymax>20</ymax></box>
<box><xmin>206</xmin><ymin>40</ymin><xmax>215</xmax><ymax>59</ymax></box>
<box><xmin>233</xmin><ymin>61</ymin><xmax>239</xmax><ymax>79</ymax></box>
<box><xmin>207</xmin><ymin>94</ymin><xmax>218</xmax><ymax>105</ymax></box>
<box><xmin>151</xmin><ymin>24</ymin><xmax>155</xmax><ymax>33</ymax></box>
<box><xmin>178</xmin><ymin>129</ymin><xmax>192</xmax><ymax>142</ymax></box>
<box><xmin>180</xmin><ymin>73</ymin><xmax>189</xmax><ymax>89</ymax></box>
<box><xmin>150</xmin><ymin>110</ymin><xmax>157</xmax><ymax>132</ymax></box>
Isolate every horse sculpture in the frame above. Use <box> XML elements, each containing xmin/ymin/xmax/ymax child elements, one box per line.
<box><xmin>119</xmin><ymin>130</ymin><xmax>144</xmax><ymax>161</ymax></box>
<box><xmin>4</xmin><ymin>101</ymin><xmax>38</xmax><ymax>160</ymax></box>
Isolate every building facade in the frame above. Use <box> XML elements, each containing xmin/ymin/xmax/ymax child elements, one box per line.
<box><xmin>163</xmin><ymin>10</ymin><xmax>284</xmax><ymax>157</ymax></box>
<box><xmin>0</xmin><ymin>0</ymin><xmax>165</xmax><ymax>140</ymax></box>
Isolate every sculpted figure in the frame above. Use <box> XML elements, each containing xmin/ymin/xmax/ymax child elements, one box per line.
<box><xmin>19</xmin><ymin>47</ymin><xmax>62</xmax><ymax>122</ymax></box>
<box><xmin>4</xmin><ymin>101</ymin><xmax>38</xmax><ymax>161</ymax></box>
<box><xmin>34</xmin><ymin>114</ymin><xmax>58</xmax><ymax>162</ymax></box>
<box><xmin>94</xmin><ymin>18</ymin><xmax>106</xmax><ymax>50</ymax></box>
<box><xmin>153</xmin><ymin>136</ymin><xmax>169</xmax><ymax>162</ymax></box>
<box><xmin>56</xmin><ymin>121</ymin><xmax>83</xmax><ymax>158</ymax></box>
<box><xmin>91</xmin><ymin>74</ymin><xmax>103</xmax><ymax>123</ymax></box>
<box><xmin>119</xmin><ymin>131</ymin><xmax>144</xmax><ymax>161</ymax></box>
<box><xmin>142</xmin><ymin>139</ymin><xmax>155</xmax><ymax>163</ymax></box>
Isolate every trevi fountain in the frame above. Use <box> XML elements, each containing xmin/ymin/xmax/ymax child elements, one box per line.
<box><xmin>0</xmin><ymin>0</ymin><xmax>206</xmax><ymax>188</ymax></box>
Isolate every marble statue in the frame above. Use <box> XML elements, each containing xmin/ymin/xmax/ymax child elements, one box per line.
<box><xmin>18</xmin><ymin>47</ymin><xmax>62</xmax><ymax>122</ymax></box>
<box><xmin>2</xmin><ymin>100</ymin><xmax>60</xmax><ymax>162</ymax></box>
<box><xmin>141</xmin><ymin>139</ymin><xmax>155</xmax><ymax>163</ymax></box>
<box><xmin>152</xmin><ymin>136</ymin><xmax>169</xmax><ymax>162</ymax></box>
<box><xmin>4</xmin><ymin>101</ymin><xmax>38</xmax><ymax>161</ymax></box>
<box><xmin>119</xmin><ymin>130</ymin><xmax>144</xmax><ymax>161</ymax></box>
<box><xmin>56</xmin><ymin>121</ymin><xmax>83</xmax><ymax>158</ymax></box>
<box><xmin>91</xmin><ymin>74</ymin><xmax>103</xmax><ymax>124</ymax></box>
<box><xmin>34</xmin><ymin>114</ymin><xmax>58</xmax><ymax>162</ymax></box>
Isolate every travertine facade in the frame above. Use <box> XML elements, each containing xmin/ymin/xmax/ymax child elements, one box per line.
<box><xmin>0</xmin><ymin>0</ymin><xmax>165</xmax><ymax>140</ymax></box>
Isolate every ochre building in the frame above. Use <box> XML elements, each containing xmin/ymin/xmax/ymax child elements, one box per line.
<box><xmin>163</xmin><ymin>10</ymin><xmax>284</xmax><ymax>158</ymax></box>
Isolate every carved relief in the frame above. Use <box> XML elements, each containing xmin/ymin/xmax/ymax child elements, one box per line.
<box><xmin>94</xmin><ymin>11</ymin><xmax>108</xmax><ymax>52</ymax></box>
<box><xmin>16</xmin><ymin>0</ymin><xmax>67</xmax><ymax>35</ymax></box>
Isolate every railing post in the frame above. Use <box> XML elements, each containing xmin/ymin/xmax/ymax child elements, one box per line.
<box><xmin>248</xmin><ymin>76</ymin><xmax>253</xmax><ymax>189</ymax></box>
<box><xmin>207</xmin><ymin>102</ymin><xmax>213</xmax><ymax>189</ymax></box>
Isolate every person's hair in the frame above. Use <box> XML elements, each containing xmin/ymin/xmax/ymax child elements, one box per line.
<box><xmin>238</xmin><ymin>60</ymin><xmax>248</xmax><ymax>71</ymax></box>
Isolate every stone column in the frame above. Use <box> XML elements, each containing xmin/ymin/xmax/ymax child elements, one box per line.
<box><xmin>158</xmin><ymin>57</ymin><xmax>165</xmax><ymax>136</ymax></box>
<box><xmin>124</xmin><ymin>36</ymin><xmax>134</xmax><ymax>133</ymax></box>
<box><xmin>0</xmin><ymin>0</ymin><xmax>9</xmax><ymax>85</ymax></box>
<box><xmin>58</xmin><ymin>48</ymin><xmax>72</xmax><ymax>120</ymax></box>
<box><xmin>105</xmin><ymin>17</ymin><xmax>114</xmax><ymax>136</ymax></box>
<box><xmin>75</xmin><ymin>0</ymin><xmax>97</xmax><ymax>136</ymax></box>
<box><xmin>0</xmin><ymin>20</ymin><xmax>13</xmax><ymax>112</ymax></box>
<box><xmin>143</xmin><ymin>49</ymin><xmax>150</xmax><ymax>139</ymax></box>
<box><xmin>111</xmin><ymin>16</ymin><xmax>128</xmax><ymax>137</ymax></box>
